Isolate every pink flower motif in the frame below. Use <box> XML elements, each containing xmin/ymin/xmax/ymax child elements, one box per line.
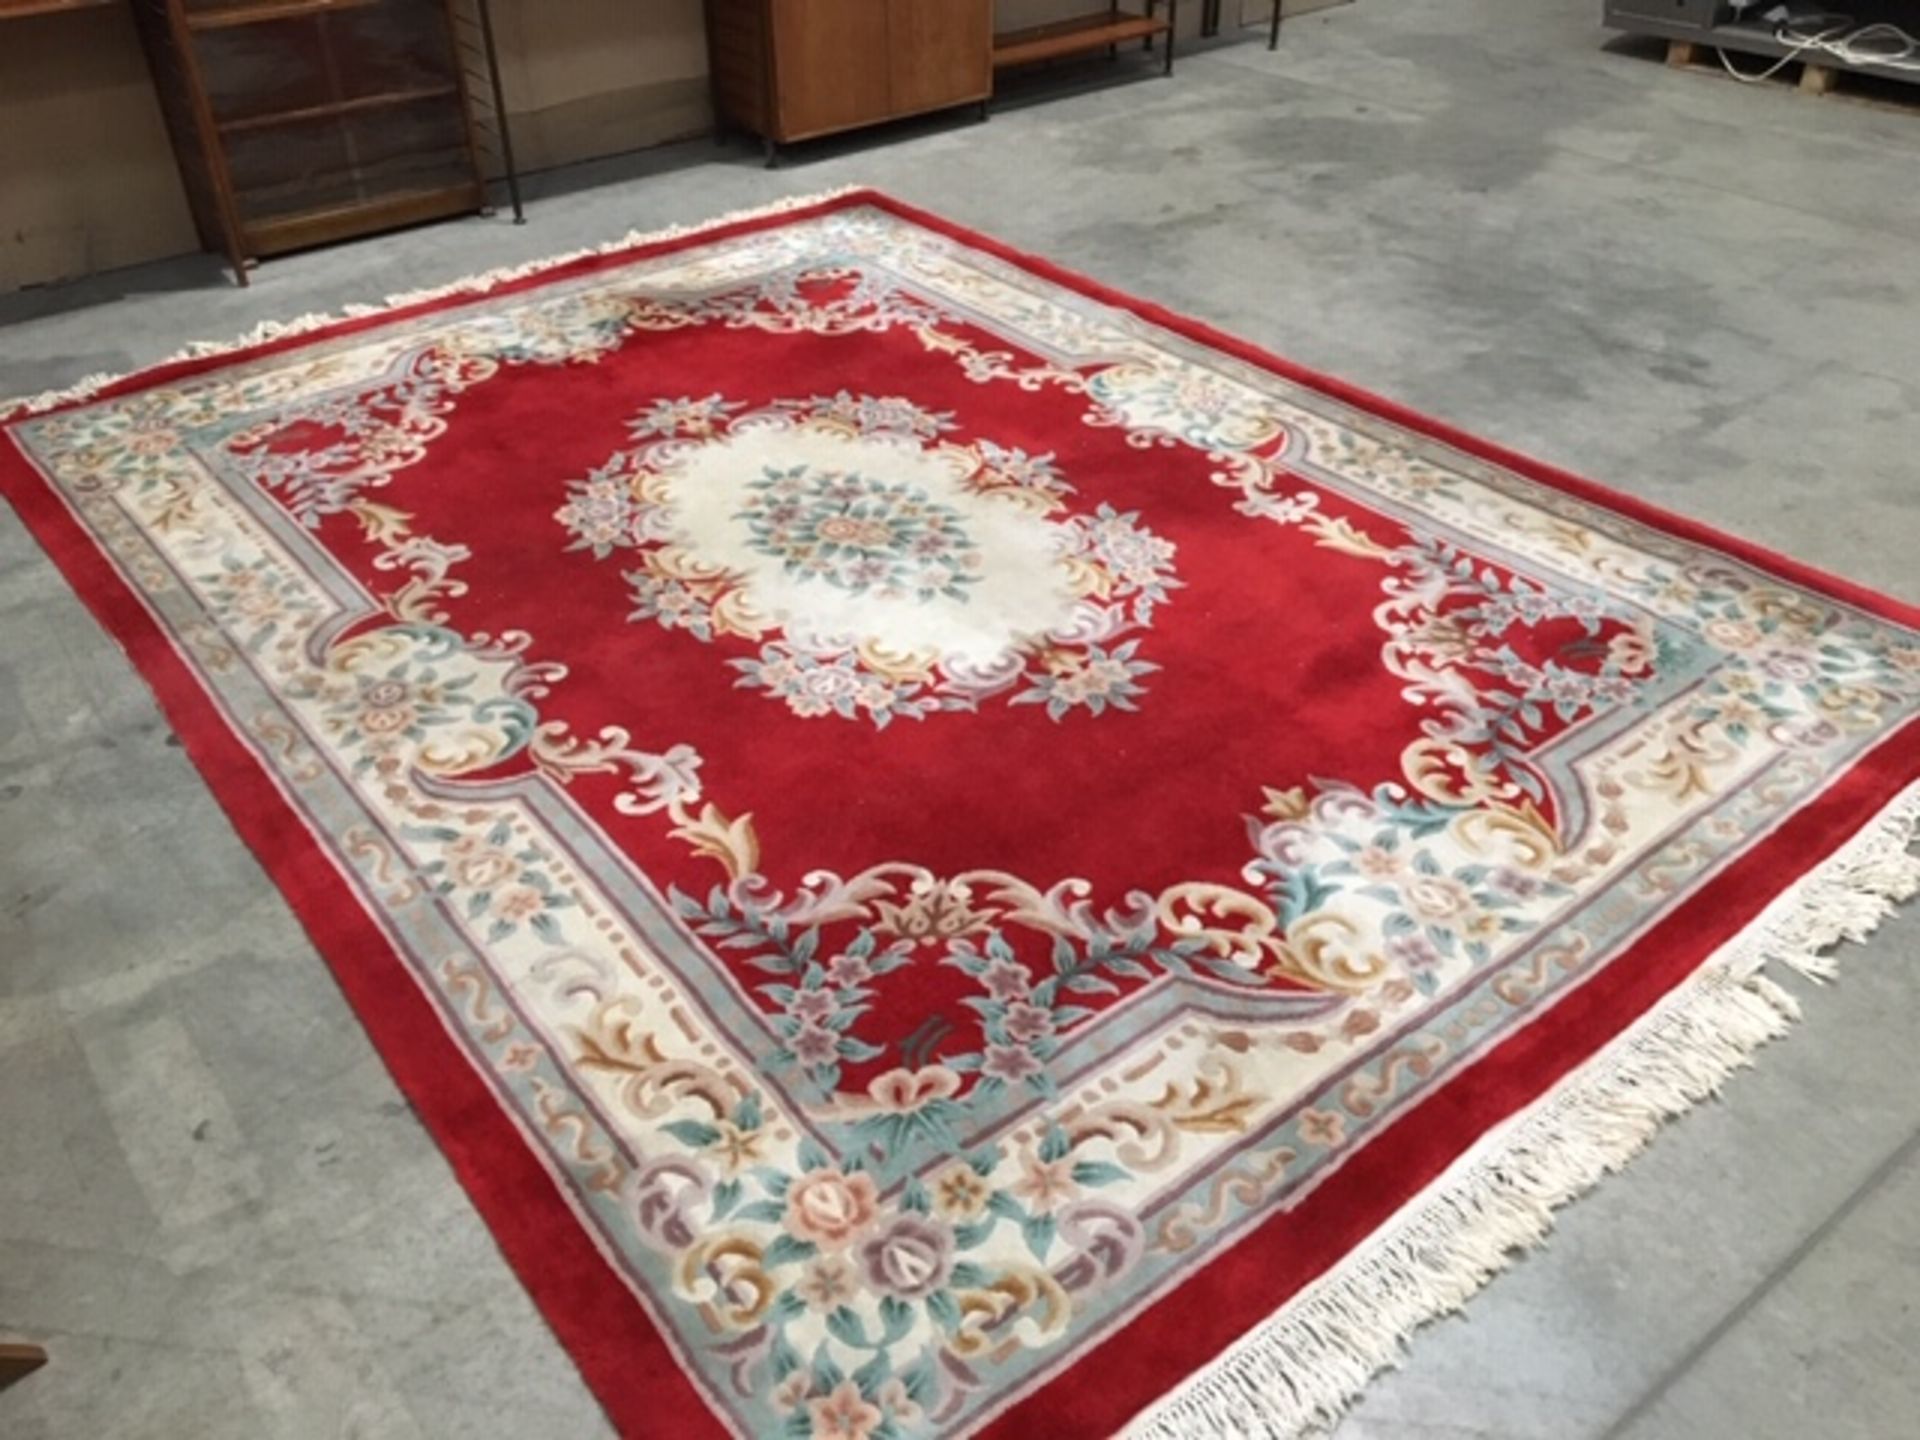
<box><xmin>1489</xmin><ymin>867</ymin><xmax>1542</xmax><ymax>900</ymax></box>
<box><xmin>790</xmin><ymin>1023</ymin><xmax>840</xmax><ymax>1068</ymax></box>
<box><xmin>808</xmin><ymin>1380</ymin><xmax>882</xmax><ymax>1440</ymax></box>
<box><xmin>784</xmin><ymin>1169</ymin><xmax>880</xmax><ymax>1250</ymax></box>
<box><xmin>982</xmin><ymin>1043</ymin><xmax>1043</xmax><ymax>1084</ymax></box>
<box><xmin>825</xmin><ymin>952</ymin><xmax>872</xmax><ymax>987</ymax></box>
<box><xmin>1402</xmin><ymin>875</ymin><xmax>1475</xmax><ymax>926</ymax></box>
<box><xmin>795</xmin><ymin>1256</ymin><xmax>859</xmax><ymax>1310</ymax></box>
<box><xmin>1386</xmin><ymin>934</ymin><xmax>1442</xmax><ymax>973</ymax></box>
<box><xmin>446</xmin><ymin>834</ymin><xmax>520</xmax><ymax>890</ymax></box>
<box><xmin>1353</xmin><ymin>845</ymin><xmax>1403</xmax><ymax>879</ymax></box>
<box><xmin>931</xmin><ymin>1163</ymin><xmax>990</xmax><ymax>1220</ymax></box>
<box><xmin>789</xmin><ymin>989</ymin><xmax>840</xmax><ymax>1026</ymax></box>
<box><xmin>1003</xmin><ymin>1001</ymin><xmax>1055</xmax><ymax>1043</ymax></box>
<box><xmin>1011</xmin><ymin>1152</ymin><xmax>1078</xmax><ymax>1214</ymax></box>
<box><xmin>981</xmin><ymin>959</ymin><xmax>1031</xmax><ymax>1001</ymax></box>
<box><xmin>492</xmin><ymin>885</ymin><xmax>546</xmax><ymax>922</ymax></box>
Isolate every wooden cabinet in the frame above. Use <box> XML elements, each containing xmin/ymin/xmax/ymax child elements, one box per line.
<box><xmin>891</xmin><ymin>0</ymin><xmax>994</xmax><ymax>115</ymax></box>
<box><xmin>131</xmin><ymin>0</ymin><xmax>488</xmax><ymax>283</ymax></box>
<box><xmin>707</xmin><ymin>0</ymin><xmax>993</xmax><ymax>154</ymax></box>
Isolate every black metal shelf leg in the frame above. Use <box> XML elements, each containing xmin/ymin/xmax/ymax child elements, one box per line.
<box><xmin>473</xmin><ymin>0</ymin><xmax>524</xmax><ymax>222</ymax></box>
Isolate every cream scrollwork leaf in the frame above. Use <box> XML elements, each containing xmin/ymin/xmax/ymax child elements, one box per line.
<box><xmin>529</xmin><ymin>722</ymin><xmax>704</xmax><ymax>818</ymax></box>
<box><xmin>1065</xmin><ymin>1102</ymin><xmax>1180</xmax><ymax>1173</ymax></box>
<box><xmin>1154</xmin><ymin>882</ymin><xmax>1287</xmax><ymax>971</ymax></box>
<box><xmin>1452</xmin><ymin>797</ymin><xmax>1564</xmax><ymax>869</ymax></box>
<box><xmin>1148</xmin><ymin>1055</ymin><xmax>1264</xmax><ymax>1135</ymax></box>
<box><xmin>346</xmin><ymin>498</ymin><xmax>414</xmax><ymax>544</ymax></box>
<box><xmin>574</xmin><ymin>997</ymin><xmax>742</xmax><ymax>1123</ymax></box>
<box><xmin>950</xmin><ymin>1267</ymin><xmax>1072</xmax><ymax>1359</ymax></box>
<box><xmin>1280</xmin><ymin>911</ymin><xmax>1387</xmax><ymax>993</ymax></box>
<box><xmin>1401</xmin><ymin>736</ymin><xmax>1525</xmax><ymax>808</ymax></box>
<box><xmin>373</xmin><ymin>535</ymin><xmax>471</xmax><ymax>625</ymax></box>
<box><xmin>1302</xmin><ymin>510</ymin><xmax>1396</xmax><ymax>562</ymax></box>
<box><xmin>667</xmin><ymin>797</ymin><xmax>761</xmax><ymax>881</ymax></box>
<box><xmin>679</xmin><ymin>1234</ymin><xmax>777</xmax><ymax>1331</ymax></box>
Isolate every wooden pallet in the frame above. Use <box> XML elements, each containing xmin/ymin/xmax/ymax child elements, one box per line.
<box><xmin>1663</xmin><ymin>37</ymin><xmax>1919</xmax><ymax>110</ymax></box>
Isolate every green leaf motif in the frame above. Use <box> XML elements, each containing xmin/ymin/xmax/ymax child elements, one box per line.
<box><xmin>826</xmin><ymin>1305</ymin><xmax>869</xmax><ymax>1349</ymax></box>
<box><xmin>879</xmin><ymin>1295</ymin><xmax>915</xmax><ymax>1344</ymax></box>
<box><xmin>925</xmin><ymin>1288</ymin><xmax>961</xmax><ymax>1332</ymax></box>
<box><xmin>762</xmin><ymin>1234</ymin><xmax>818</xmax><ymax>1269</ymax></box>
<box><xmin>810</xmin><ymin>1341</ymin><xmax>844</xmax><ymax>1392</ymax></box>
<box><xmin>661</xmin><ymin>1119</ymin><xmax>722</xmax><ymax>1149</ymax></box>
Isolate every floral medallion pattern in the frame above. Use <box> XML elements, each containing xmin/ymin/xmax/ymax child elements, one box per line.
<box><xmin>736</xmin><ymin>463</ymin><xmax>983</xmax><ymax>603</ymax></box>
<box><xmin>7</xmin><ymin>197</ymin><xmax>1917</xmax><ymax>1440</ymax></box>
<box><xmin>553</xmin><ymin>391</ymin><xmax>1180</xmax><ymax>727</ymax></box>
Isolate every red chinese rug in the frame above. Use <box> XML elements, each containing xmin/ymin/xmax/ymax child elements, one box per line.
<box><xmin>4</xmin><ymin>189</ymin><xmax>1918</xmax><ymax>1440</ymax></box>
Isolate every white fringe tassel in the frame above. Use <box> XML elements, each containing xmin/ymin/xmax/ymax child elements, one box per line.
<box><xmin>0</xmin><ymin>186</ymin><xmax>869</xmax><ymax>423</ymax></box>
<box><xmin>1133</xmin><ymin>779</ymin><xmax>1920</xmax><ymax>1440</ymax></box>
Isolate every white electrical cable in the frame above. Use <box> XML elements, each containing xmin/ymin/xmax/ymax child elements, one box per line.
<box><xmin>1822</xmin><ymin>21</ymin><xmax>1920</xmax><ymax>71</ymax></box>
<box><xmin>1713</xmin><ymin>12</ymin><xmax>1920</xmax><ymax>84</ymax></box>
<box><xmin>1715</xmin><ymin>25</ymin><xmax>1841</xmax><ymax>81</ymax></box>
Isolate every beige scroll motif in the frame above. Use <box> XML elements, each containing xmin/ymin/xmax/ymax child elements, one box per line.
<box><xmin>573</xmin><ymin>996</ymin><xmax>743</xmax><ymax>1124</ymax></box>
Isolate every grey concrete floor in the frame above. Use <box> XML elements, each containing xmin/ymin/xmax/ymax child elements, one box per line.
<box><xmin>3</xmin><ymin>2</ymin><xmax>1918</xmax><ymax>1436</ymax></box>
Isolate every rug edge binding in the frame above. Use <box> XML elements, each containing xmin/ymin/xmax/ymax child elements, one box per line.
<box><xmin>1129</xmin><ymin>777</ymin><xmax>1920</xmax><ymax>1440</ymax></box>
<box><xmin>0</xmin><ymin>186</ymin><xmax>870</xmax><ymax>423</ymax></box>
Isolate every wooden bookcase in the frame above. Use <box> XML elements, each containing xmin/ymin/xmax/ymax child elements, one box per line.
<box><xmin>707</xmin><ymin>0</ymin><xmax>995</xmax><ymax>161</ymax></box>
<box><xmin>131</xmin><ymin>0</ymin><xmax>487</xmax><ymax>282</ymax></box>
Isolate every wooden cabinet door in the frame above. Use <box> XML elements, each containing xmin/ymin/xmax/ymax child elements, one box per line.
<box><xmin>889</xmin><ymin>0</ymin><xmax>993</xmax><ymax>116</ymax></box>
<box><xmin>768</xmin><ymin>0</ymin><xmax>891</xmax><ymax>140</ymax></box>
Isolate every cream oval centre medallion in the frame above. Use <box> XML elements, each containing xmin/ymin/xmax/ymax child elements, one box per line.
<box><xmin>555</xmin><ymin>393</ymin><xmax>1181</xmax><ymax>726</ymax></box>
<box><xmin>668</xmin><ymin>424</ymin><xmax>1079</xmax><ymax>670</ymax></box>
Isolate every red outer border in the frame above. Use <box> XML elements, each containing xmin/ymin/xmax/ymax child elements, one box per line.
<box><xmin>4</xmin><ymin>189</ymin><xmax>1916</xmax><ymax>1440</ymax></box>
<box><xmin>0</xmin><ymin>375</ymin><xmax>729</xmax><ymax>1440</ymax></box>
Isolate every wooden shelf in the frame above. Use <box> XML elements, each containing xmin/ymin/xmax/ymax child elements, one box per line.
<box><xmin>217</xmin><ymin>82</ymin><xmax>458</xmax><ymax>133</ymax></box>
<box><xmin>992</xmin><ymin>11</ymin><xmax>1170</xmax><ymax>69</ymax></box>
<box><xmin>0</xmin><ymin>0</ymin><xmax>114</xmax><ymax>19</ymax></box>
<box><xmin>244</xmin><ymin>178</ymin><xmax>483</xmax><ymax>255</ymax></box>
<box><xmin>184</xmin><ymin>0</ymin><xmax>383</xmax><ymax>31</ymax></box>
